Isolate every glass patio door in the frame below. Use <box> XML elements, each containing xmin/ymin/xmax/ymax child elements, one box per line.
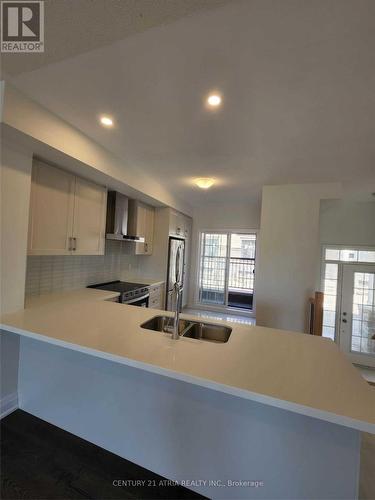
<box><xmin>228</xmin><ymin>233</ymin><xmax>255</xmax><ymax>310</ymax></box>
<box><xmin>198</xmin><ymin>233</ymin><xmax>228</xmax><ymax>306</ymax></box>
<box><xmin>340</xmin><ymin>264</ymin><xmax>375</xmax><ymax>367</ymax></box>
<box><xmin>198</xmin><ymin>232</ymin><xmax>256</xmax><ymax>310</ymax></box>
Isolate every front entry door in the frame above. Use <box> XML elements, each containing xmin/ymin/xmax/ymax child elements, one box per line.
<box><xmin>340</xmin><ymin>264</ymin><xmax>375</xmax><ymax>367</ymax></box>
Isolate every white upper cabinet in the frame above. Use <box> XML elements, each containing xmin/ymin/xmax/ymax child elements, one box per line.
<box><xmin>128</xmin><ymin>200</ymin><xmax>155</xmax><ymax>255</ymax></box>
<box><xmin>183</xmin><ymin>214</ymin><xmax>191</xmax><ymax>240</ymax></box>
<box><xmin>28</xmin><ymin>161</ymin><xmax>107</xmax><ymax>256</ymax></box>
<box><xmin>143</xmin><ymin>204</ymin><xmax>155</xmax><ymax>255</ymax></box>
<box><xmin>72</xmin><ymin>176</ymin><xmax>107</xmax><ymax>255</ymax></box>
<box><xmin>28</xmin><ymin>161</ymin><xmax>75</xmax><ymax>255</ymax></box>
<box><xmin>169</xmin><ymin>209</ymin><xmax>187</xmax><ymax>238</ymax></box>
<box><xmin>169</xmin><ymin>209</ymin><xmax>191</xmax><ymax>239</ymax></box>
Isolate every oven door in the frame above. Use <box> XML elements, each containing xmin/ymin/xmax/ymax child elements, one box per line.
<box><xmin>123</xmin><ymin>294</ymin><xmax>149</xmax><ymax>307</ymax></box>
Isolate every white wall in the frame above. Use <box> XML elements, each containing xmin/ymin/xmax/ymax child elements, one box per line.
<box><xmin>320</xmin><ymin>200</ymin><xmax>375</xmax><ymax>247</ymax></box>
<box><xmin>0</xmin><ymin>142</ymin><xmax>33</xmax><ymax>407</ymax></box>
<box><xmin>1</xmin><ymin>143</ymin><xmax>32</xmax><ymax>313</ymax></box>
<box><xmin>188</xmin><ymin>201</ymin><xmax>261</xmax><ymax>306</ymax></box>
<box><xmin>256</xmin><ymin>183</ymin><xmax>341</xmax><ymax>333</ymax></box>
<box><xmin>192</xmin><ymin>201</ymin><xmax>261</xmax><ymax>232</ymax></box>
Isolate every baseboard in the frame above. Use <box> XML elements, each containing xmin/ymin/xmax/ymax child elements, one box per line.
<box><xmin>0</xmin><ymin>392</ymin><xmax>18</xmax><ymax>419</ymax></box>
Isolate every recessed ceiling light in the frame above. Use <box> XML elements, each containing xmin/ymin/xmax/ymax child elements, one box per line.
<box><xmin>195</xmin><ymin>178</ymin><xmax>215</xmax><ymax>189</ymax></box>
<box><xmin>207</xmin><ymin>94</ymin><xmax>222</xmax><ymax>107</ymax></box>
<box><xmin>100</xmin><ymin>115</ymin><xmax>114</xmax><ymax>127</ymax></box>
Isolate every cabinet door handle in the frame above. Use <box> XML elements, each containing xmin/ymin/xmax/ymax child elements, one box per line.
<box><xmin>72</xmin><ymin>237</ymin><xmax>77</xmax><ymax>251</ymax></box>
<box><xmin>144</xmin><ymin>243</ymin><xmax>148</xmax><ymax>252</ymax></box>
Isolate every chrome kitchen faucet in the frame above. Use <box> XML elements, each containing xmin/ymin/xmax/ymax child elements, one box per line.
<box><xmin>171</xmin><ymin>245</ymin><xmax>183</xmax><ymax>340</ymax></box>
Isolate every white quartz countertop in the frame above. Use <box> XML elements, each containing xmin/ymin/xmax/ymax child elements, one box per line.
<box><xmin>24</xmin><ymin>288</ymin><xmax>121</xmax><ymax>308</ymax></box>
<box><xmin>124</xmin><ymin>277</ymin><xmax>165</xmax><ymax>287</ymax></box>
<box><xmin>1</xmin><ymin>289</ymin><xmax>374</xmax><ymax>433</ymax></box>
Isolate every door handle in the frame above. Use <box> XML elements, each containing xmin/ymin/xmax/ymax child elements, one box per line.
<box><xmin>175</xmin><ymin>247</ymin><xmax>181</xmax><ymax>283</ymax></box>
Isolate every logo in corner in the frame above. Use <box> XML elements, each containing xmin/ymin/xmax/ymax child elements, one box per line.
<box><xmin>1</xmin><ymin>1</ymin><xmax>44</xmax><ymax>52</ymax></box>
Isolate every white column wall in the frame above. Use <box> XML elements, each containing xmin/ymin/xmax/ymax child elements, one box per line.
<box><xmin>256</xmin><ymin>183</ymin><xmax>341</xmax><ymax>332</ymax></box>
<box><xmin>0</xmin><ymin>142</ymin><xmax>33</xmax><ymax>411</ymax></box>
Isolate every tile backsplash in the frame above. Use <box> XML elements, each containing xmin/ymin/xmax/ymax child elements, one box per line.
<box><xmin>25</xmin><ymin>240</ymin><xmax>140</xmax><ymax>296</ymax></box>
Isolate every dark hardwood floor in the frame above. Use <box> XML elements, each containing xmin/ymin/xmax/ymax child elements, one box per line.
<box><xmin>1</xmin><ymin>410</ymin><xmax>205</xmax><ymax>500</ymax></box>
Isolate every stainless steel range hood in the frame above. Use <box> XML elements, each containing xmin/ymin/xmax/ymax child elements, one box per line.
<box><xmin>106</xmin><ymin>191</ymin><xmax>144</xmax><ymax>242</ymax></box>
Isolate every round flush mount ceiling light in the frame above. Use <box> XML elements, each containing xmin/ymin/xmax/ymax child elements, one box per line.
<box><xmin>100</xmin><ymin>115</ymin><xmax>114</xmax><ymax>127</ymax></box>
<box><xmin>195</xmin><ymin>178</ymin><xmax>215</xmax><ymax>189</ymax></box>
<box><xmin>206</xmin><ymin>93</ymin><xmax>222</xmax><ymax>107</ymax></box>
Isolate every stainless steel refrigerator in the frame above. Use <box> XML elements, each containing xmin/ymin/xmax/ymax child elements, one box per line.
<box><xmin>166</xmin><ymin>237</ymin><xmax>185</xmax><ymax>311</ymax></box>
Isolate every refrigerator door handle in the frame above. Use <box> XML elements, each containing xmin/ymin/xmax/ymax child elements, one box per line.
<box><xmin>175</xmin><ymin>247</ymin><xmax>181</xmax><ymax>284</ymax></box>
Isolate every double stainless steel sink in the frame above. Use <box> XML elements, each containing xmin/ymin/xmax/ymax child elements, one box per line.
<box><xmin>140</xmin><ymin>315</ymin><xmax>232</xmax><ymax>343</ymax></box>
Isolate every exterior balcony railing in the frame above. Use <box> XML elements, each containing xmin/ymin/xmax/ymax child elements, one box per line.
<box><xmin>228</xmin><ymin>257</ymin><xmax>254</xmax><ymax>309</ymax></box>
<box><xmin>200</xmin><ymin>257</ymin><xmax>255</xmax><ymax>310</ymax></box>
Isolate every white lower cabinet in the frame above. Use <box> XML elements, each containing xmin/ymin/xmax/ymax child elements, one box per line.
<box><xmin>28</xmin><ymin>160</ymin><xmax>107</xmax><ymax>256</ymax></box>
<box><xmin>148</xmin><ymin>283</ymin><xmax>165</xmax><ymax>310</ymax></box>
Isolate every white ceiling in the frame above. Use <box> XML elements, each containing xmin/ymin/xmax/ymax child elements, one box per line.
<box><xmin>2</xmin><ymin>0</ymin><xmax>231</xmax><ymax>76</ymax></box>
<box><xmin>8</xmin><ymin>0</ymin><xmax>375</xmax><ymax>206</ymax></box>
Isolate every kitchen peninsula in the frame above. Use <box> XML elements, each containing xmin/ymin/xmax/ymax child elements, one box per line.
<box><xmin>1</xmin><ymin>289</ymin><xmax>374</xmax><ymax>499</ymax></box>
